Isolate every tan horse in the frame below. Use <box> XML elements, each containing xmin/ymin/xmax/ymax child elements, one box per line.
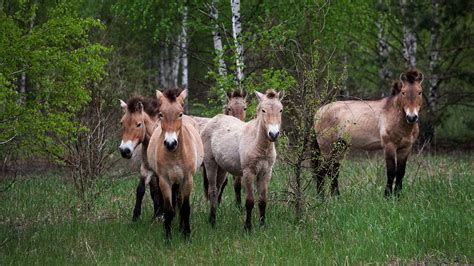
<box><xmin>119</xmin><ymin>96</ymin><xmax>163</xmax><ymax>221</ymax></box>
<box><xmin>313</xmin><ymin>70</ymin><xmax>423</xmax><ymax>196</ymax></box>
<box><xmin>147</xmin><ymin>89</ymin><xmax>203</xmax><ymax>241</ymax></box>
<box><xmin>201</xmin><ymin>90</ymin><xmax>248</xmax><ymax>206</ymax></box>
<box><xmin>201</xmin><ymin>89</ymin><xmax>283</xmax><ymax>231</ymax></box>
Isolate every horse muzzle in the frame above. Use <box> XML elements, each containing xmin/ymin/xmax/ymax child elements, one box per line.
<box><xmin>164</xmin><ymin>139</ymin><xmax>178</xmax><ymax>151</ymax></box>
<box><xmin>119</xmin><ymin>147</ymin><xmax>132</xmax><ymax>159</ymax></box>
<box><xmin>406</xmin><ymin>114</ymin><xmax>418</xmax><ymax>124</ymax></box>
<box><xmin>268</xmin><ymin>131</ymin><xmax>280</xmax><ymax>142</ymax></box>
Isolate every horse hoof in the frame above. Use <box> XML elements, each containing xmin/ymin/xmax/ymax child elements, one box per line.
<box><xmin>132</xmin><ymin>216</ymin><xmax>139</xmax><ymax>222</ymax></box>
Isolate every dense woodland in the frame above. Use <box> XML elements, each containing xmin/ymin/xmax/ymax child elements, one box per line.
<box><xmin>1</xmin><ymin>0</ymin><xmax>473</xmax><ymax>172</ymax></box>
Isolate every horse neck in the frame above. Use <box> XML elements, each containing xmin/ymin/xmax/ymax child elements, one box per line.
<box><xmin>252</xmin><ymin>115</ymin><xmax>274</xmax><ymax>154</ymax></box>
<box><xmin>143</xmin><ymin>113</ymin><xmax>157</xmax><ymax>145</ymax></box>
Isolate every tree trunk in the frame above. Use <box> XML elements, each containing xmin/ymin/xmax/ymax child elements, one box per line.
<box><xmin>376</xmin><ymin>0</ymin><xmax>392</xmax><ymax>89</ymax></box>
<box><xmin>158</xmin><ymin>49</ymin><xmax>166</xmax><ymax>88</ymax></box>
<box><xmin>426</xmin><ymin>0</ymin><xmax>440</xmax><ymax>146</ymax></box>
<box><xmin>401</xmin><ymin>0</ymin><xmax>417</xmax><ymax>69</ymax></box>
<box><xmin>180</xmin><ymin>5</ymin><xmax>189</xmax><ymax>111</ymax></box>
<box><xmin>171</xmin><ymin>41</ymin><xmax>180</xmax><ymax>88</ymax></box>
<box><xmin>210</xmin><ymin>0</ymin><xmax>227</xmax><ymax>80</ymax></box>
<box><xmin>231</xmin><ymin>0</ymin><xmax>244</xmax><ymax>87</ymax></box>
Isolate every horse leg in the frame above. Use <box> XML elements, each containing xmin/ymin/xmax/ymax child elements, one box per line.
<box><xmin>328</xmin><ymin>138</ymin><xmax>347</xmax><ymax>196</ymax></box>
<box><xmin>234</xmin><ymin>175</ymin><xmax>242</xmax><ymax>208</ymax></box>
<box><xmin>202</xmin><ymin>165</ymin><xmax>209</xmax><ymax>200</ymax></box>
<box><xmin>257</xmin><ymin>171</ymin><xmax>271</xmax><ymax>227</ymax></box>
<box><xmin>179</xmin><ymin>177</ymin><xmax>193</xmax><ymax>238</ymax></box>
<box><xmin>330</xmin><ymin>161</ymin><xmax>341</xmax><ymax>196</ymax></box>
<box><xmin>243</xmin><ymin>169</ymin><xmax>255</xmax><ymax>232</ymax></box>
<box><xmin>132</xmin><ymin>178</ymin><xmax>146</xmax><ymax>222</ymax></box>
<box><xmin>395</xmin><ymin>147</ymin><xmax>410</xmax><ymax>196</ymax></box>
<box><xmin>311</xmin><ymin>138</ymin><xmax>329</xmax><ymax>195</ymax></box>
<box><xmin>218</xmin><ymin>177</ymin><xmax>228</xmax><ymax>205</ymax></box>
<box><xmin>149</xmin><ymin>175</ymin><xmax>163</xmax><ymax>219</ymax></box>
<box><xmin>205</xmin><ymin>161</ymin><xmax>219</xmax><ymax>227</ymax></box>
<box><xmin>159</xmin><ymin>178</ymin><xmax>174</xmax><ymax>242</ymax></box>
<box><xmin>383</xmin><ymin>144</ymin><xmax>397</xmax><ymax>197</ymax></box>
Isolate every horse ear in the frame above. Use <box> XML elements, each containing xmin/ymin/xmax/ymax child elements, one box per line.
<box><xmin>156</xmin><ymin>90</ymin><xmax>164</xmax><ymax>105</ymax></box>
<box><xmin>416</xmin><ymin>72</ymin><xmax>424</xmax><ymax>84</ymax></box>
<box><xmin>177</xmin><ymin>89</ymin><xmax>188</xmax><ymax>105</ymax></box>
<box><xmin>255</xmin><ymin>91</ymin><xmax>265</xmax><ymax>102</ymax></box>
<box><xmin>400</xmin><ymin>73</ymin><xmax>408</xmax><ymax>86</ymax></box>
<box><xmin>277</xmin><ymin>91</ymin><xmax>285</xmax><ymax>101</ymax></box>
<box><xmin>242</xmin><ymin>90</ymin><xmax>248</xmax><ymax>99</ymax></box>
<box><xmin>226</xmin><ymin>91</ymin><xmax>232</xmax><ymax>99</ymax></box>
<box><xmin>120</xmin><ymin>99</ymin><xmax>127</xmax><ymax>112</ymax></box>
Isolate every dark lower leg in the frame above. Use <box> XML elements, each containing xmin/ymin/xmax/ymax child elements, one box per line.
<box><xmin>208</xmin><ymin>186</ymin><xmax>218</xmax><ymax>227</ymax></box>
<box><xmin>258</xmin><ymin>200</ymin><xmax>266</xmax><ymax>227</ymax></box>
<box><xmin>149</xmin><ymin>179</ymin><xmax>163</xmax><ymax>218</ymax></box>
<box><xmin>163</xmin><ymin>202</ymin><xmax>174</xmax><ymax>242</ymax></box>
<box><xmin>234</xmin><ymin>176</ymin><xmax>242</xmax><ymax>207</ymax></box>
<box><xmin>384</xmin><ymin>157</ymin><xmax>397</xmax><ymax>197</ymax></box>
<box><xmin>179</xmin><ymin>196</ymin><xmax>191</xmax><ymax>237</ymax></box>
<box><xmin>133</xmin><ymin>180</ymin><xmax>146</xmax><ymax>222</ymax></box>
<box><xmin>331</xmin><ymin>162</ymin><xmax>341</xmax><ymax>196</ymax></box>
<box><xmin>218</xmin><ymin>177</ymin><xmax>228</xmax><ymax>204</ymax></box>
<box><xmin>245</xmin><ymin>197</ymin><xmax>254</xmax><ymax>232</ymax></box>
<box><xmin>395</xmin><ymin>157</ymin><xmax>407</xmax><ymax>196</ymax></box>
<box><xmin>203</xmin><ymin>166</ymin><xmax>209</xmax><ymax>200</ymax></box>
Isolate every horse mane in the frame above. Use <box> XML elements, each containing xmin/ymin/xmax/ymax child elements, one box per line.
<box><xmin>227</xmin><ymin>90</ymin><xmax>247</xmax><ymax>98</ymax></box>
<box><xmin>404</xmin><ymin>70</ymin><xmax>421</xmax><ymax>84</ymax></box>
<box><xmin>162</xmin><ymin>88</ymin><xmax>181</xmax><ymax>102</ymax></box>
<box><xmin>265</xmin><ymin>89</ymin><xmax>278</xmax><ymax>99</ymax></box>
<box><xmin>126</xmin><ymin>96</ymin><xmax>160</xmax><ymax>116</ymax></box>
<box><xmin>391</xmin><ymin>81</ymin><xmax>402</xmax><ymax>96</ymax></box>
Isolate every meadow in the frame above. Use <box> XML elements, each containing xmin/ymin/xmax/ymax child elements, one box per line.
<box><xmin>0</xmin><ymin>153</ymin><xmax>472</xmax><ymax>264</ymax></box>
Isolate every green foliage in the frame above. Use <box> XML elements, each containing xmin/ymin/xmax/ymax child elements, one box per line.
<box><xmin>0</xmin><ymin>1</ymin><xmax>108</xmax><ymax>158</ymax></box>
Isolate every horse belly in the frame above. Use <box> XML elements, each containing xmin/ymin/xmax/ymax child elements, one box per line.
<box><xmin>212</xmin><ymin>134</ymin><xmax>242</xmax><ymax>176</ymax></box>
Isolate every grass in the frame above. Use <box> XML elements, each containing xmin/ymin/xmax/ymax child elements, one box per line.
<box><xmin>0</xmin><ymin>153</ymin><xmax>472</xmax><ymax>264</ymax></box>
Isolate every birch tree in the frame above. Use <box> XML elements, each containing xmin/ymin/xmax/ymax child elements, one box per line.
<box><xmin>231</xmin><ymin>0</ymin><xmax>244</xmax><ymax>87</ymax></box>
<box><xmin>180</xmin><ymin>5</ymin><xmax>188</xmax><ymax>92</ymax></box>
<box><xmin>376</xmin><ymin>0</ymin><xmax>392</xmax><ymax>88</ymax></box>
<box><xmin>401</xmin><ymin>0</ymin><xmax>417</xmax><ymax>69</ymax></box>
<box><xmin>210</xmin><ymin>0</ymin><xmax>227</xmax><ymax>90</ymax></box>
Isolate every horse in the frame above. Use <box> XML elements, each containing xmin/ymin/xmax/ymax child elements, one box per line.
<box><xmin>119</xmin><ymin>96</ymin><xmax>163</xmax><ymax>222</ymax></box>
<box><xmin>201</xmin><ymin>89</ymin><xmax>283</xmax><ymax>231</ymax></box>
<box><xmin>201</xmin><ymin>90</ymin><xmax>248</xmax><ymax>207</ymax></box>
<box><xmin>147</xmin><ymin>89</ymin><xmax>204</xmax><ymax>241</ymax></box>
<box><xmin>313</xmin><ymin>70</ymin><xmax>423</xmax><ymax>196</ymax></box>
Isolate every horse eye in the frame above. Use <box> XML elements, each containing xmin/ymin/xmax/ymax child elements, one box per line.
<box><xmin>402</xmin><ymin>92</ymin><xmax>406</xmax><ymax>95</ymax></box>
<box><xmin>262</xmin><ymin>109</ymin><xmax>266</xmax><ymax>113</ymax></box>
<box><xmin>136</xmin><ymin>122</ymin><xmax>142</xmax><ymax>128</ymax></box>
<box><xmin>158</xmin><ymin>112</ymin><xmax>163</xmax><ymax>118</ymax></box>
<box><xmin>178</xmin><ymin>113</ymin><xmax>183</xmax><ymax>118</ymax></box>
<box><xmin>244</xmin><ymin>107</ymin><xmax>247</xmax><ymax>111</ymax></box>
<box><xmin>418</xmin><ymin>92</ymin><xmax>422</xmax><ymax>96</ymax></box>
<box><xmin>280</xmin><ymin>109</ymin><xmax>283</xmax><ymax>113</ymax></box>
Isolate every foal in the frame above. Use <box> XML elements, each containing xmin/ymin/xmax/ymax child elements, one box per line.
<box><xmin>147</xmin><ymin>89</ymin><xmax>204</xmax><ymax>240</ymax></box>
<box><xmin>313</xmin><ymin>70</ymin><xmax>423</xmax><ymax>196</ymax></box>
<box><xmin>119</xmin><ymin>96</ymin><xmax>163</xmax><ymax>221</ymax></box>
<box><xmin>201</xmin><ymin>89</ymin><xmax>283</xmax><ymax>231</ymax></box>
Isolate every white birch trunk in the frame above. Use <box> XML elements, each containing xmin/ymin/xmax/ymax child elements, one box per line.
<box><xmin>210</xmin><ymin>0</ymin><xmax>227</xmax><ymax>79</ymax></box>
<box><xmin>401</xmin><ymin>0</ymin><xmax>417</xmax><ymax>69</ymax></box>
<box><xmin>376</xmin><ymin>0</ymin><xmax>391</xmax><ymax>88</ymax></box>
<box><xmin>428</xmin><ymin>0</ymin><xmax>439</xmax><ymax>113</ymax></box>
<box><xmin>159</xmin><ymin>49</ymin><xmax>167</xmax><ymax>88</ymax></box>
<box><xmin>231</xmin><ymin>0</ymin><xmax>244</xmax><ymax>85</ymax></box>
<box><xmin>171</xmin><ymin>42</ymin><xmax>180</xmax><ymax>88</ymax></box>
<box><xmin>180</xmin><ymin>5</ymin><xmax>188</xmax><ymax>91</ymax></box>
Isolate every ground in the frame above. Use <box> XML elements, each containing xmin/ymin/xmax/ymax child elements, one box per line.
<box><xmin>0</xmin><ymin>153</ymin><xmax>472</xmax><ymax>264</ymax></box>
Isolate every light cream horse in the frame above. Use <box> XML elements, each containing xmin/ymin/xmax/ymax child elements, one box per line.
<box><xmin>313</xmin><ymin>70</ymin><xmax>423</xmax><ymax>196</ymax></box>
<box><xmin>201</xmin><ymin>89</ymin><xmax>283</xmax><ymax>231</ymax></box>
<box><xmin>147</xmin><ymin>89</ymin><xmax>204</xmax><ymax>241</ymax></box>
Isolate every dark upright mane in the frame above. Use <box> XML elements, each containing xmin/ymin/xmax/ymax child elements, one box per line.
<box><xmin>162</xmin><ymin>88</ymin><xmax>181</xmax><ymax>102</ymax></box>
<box><xmin>227</xmin><ymin>90</ymin><xmax>247</xmax><ymax>98</ymax></box>
<box><xmin>405</xmin><ymin>70</ymin><xmax>420</xmax><ymax>84</ymax></box>
<box><xmin>265</xmin><ymin>89</ymin><xmax>278</xmax><ymax>99</ymax></box>
<box><xmin>391</xmin><ymin>81</ymin><xmax>402</xmax><ymax>96</ymax></box>
<box><xmin>126</xmin><ymin>96</ymin><xmax>160</xmax><ymax>116</ymax></box>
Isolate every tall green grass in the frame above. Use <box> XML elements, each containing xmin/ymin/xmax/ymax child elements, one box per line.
<box><xmin>0</xmin><ymin>153</ymin><xmax>472</xmax><ymax>264</ymax></box>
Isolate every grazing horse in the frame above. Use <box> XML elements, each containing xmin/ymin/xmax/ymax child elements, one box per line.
<box><xmin>313</xmin><ymin>70</ymin><xmax>423</xmax><ymax>196</ymax></box>
<box><xmin>201</xmin><ymin>89</ymin><xmax>283</xmax><ymax>231</ymax></box>
<box><xmin>201</xmin><ymin>90</ymin><xmax>248</xmax><ymax>207</ymax></box>
<box><xmin>119</xmin><ymin>96</ymin><xmax>163</xmax><ymax>221</ymax></box>
<box><xmin>147</xmin><ymin>89</ymin><xmax>204</xmax><ymax>241</ymax></box>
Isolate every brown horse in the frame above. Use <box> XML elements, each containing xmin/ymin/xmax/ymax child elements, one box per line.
<box><xmin>119</xmin><ymin>96</ymin><xmax>163</xmax><ymax>221</ymax></box>
<box><xmin>201</xmin><ymin>90</ymin><xmax>248</xmax><ymax>206</ymax></box>
<box><xmin>313</xmin><ymin>70</ymin><xmax>423</xmax><ymax>196</ymax></box>
<box><xmin>147</xmin><ymin>89</ymin><xmax>204</xmax><ymax>241</ymax></box>
<box><xmin>201</xmin><ymin>89</ymin><xmax>283</xmax><ymax>231</ymax></box>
